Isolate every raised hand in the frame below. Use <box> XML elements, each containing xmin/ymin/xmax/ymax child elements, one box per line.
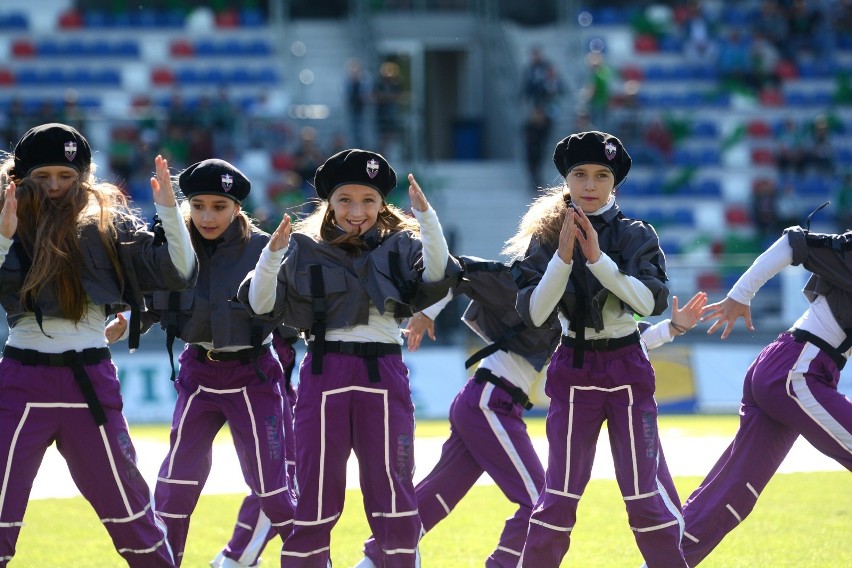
<box><xmin>0</xmin><ymin>181</ymin><xmax>18</xmax><ymax>240</ymax></box>
<box><xmin>408</xmin><ymin>173</ymin><xmax>429</xmax><ymax>213</ymax></box>
<box><xmin>150</xmin><ymin>155</ymin><xmax>177</xmax><ymax>207</ymax></box>
<box><xmin>269</xmin><ymin>214</ymin><xmax>291</xmax><ymax>253</ymax></box>
<box><xmin>703</xmin><ymin>296</ymin><xmax>753</xmax><ymax>340</ymax></box>
<box><xmin>669</xmin><ymin>291</ymin><xmax>708</xmax><ymax>335</ymax></box>
<box><xmin>403</xmin><ymin>312</ymin><xmax>436</xmax><ymax>352</ymax></box>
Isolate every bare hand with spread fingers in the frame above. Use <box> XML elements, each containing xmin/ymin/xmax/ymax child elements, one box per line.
<box><xmin>702</xmin><ymin>296</ymin><xmax>753</xmax><ymax>339</ymax></box>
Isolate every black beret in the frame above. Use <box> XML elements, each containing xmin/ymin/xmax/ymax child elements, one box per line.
<box><xmin>313</xmin><ymin>149</ymin><xmax>396</xmax><ymax>199</ymax></box>
<box><xmin>178</xmin><ymin>159</ymin><xmax>251</xmax><ymax>203</ymax></box>
<box><xmin>553</xmin><ymin>131</ymin><xmax>632</xmax><ymax>187</ymax></box>
<box><xmin>13</xmin><ymin>123</ymin><xmax>92</xmax><ymax>178</ymax></box>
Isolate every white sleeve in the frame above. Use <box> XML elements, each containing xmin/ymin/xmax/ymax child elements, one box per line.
<box><xmin>728</xmin><ymin>235</ymin><xmax>793</xmax><ymax>305</ymax></box>
<box><xmin>529</xmin><ymin>253</ymin><xmax>572</xmax><ymax>327</ymax></box>
<box><xmin>412</xmin><ymin>206</ymin><xmax>449</xmax><ymax>283</ymax></box>
<box><xmin>586</xmin><ymin>252</ymin><xmax>655</xmax><ymax>316</ymax></box>
<box><xmin>0</xmin><ymin>234</ymin><xmax>11</xmax><ymax>266</ymax></box>
<box><xmin>248</xmin><ymin>244</ymin><xmax>286</xmax><ymax>314</ymax></box>
<box><xmin>420</xmin><ymin>290</ymin><xmax>453</xmax><ymax>321</ymax></box>
<box><xmin>155</xmin><ymin>203</ymin><xmax>194</xmax><ymax>280</ymax></box>
<box><xmin>641</xmin><ymin>319</ymin><xmax>674</xmax><ymax>350</ymax></box>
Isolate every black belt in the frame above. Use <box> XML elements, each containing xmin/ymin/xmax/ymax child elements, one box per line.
<box><xmin>2</xmin><ymin>345</ymin><xmax>111</xmax><ymax>425</ymax></box>
<box><xmin>474</xmin><ymin>367</ymin><xmax>533</xmax><ymax>410</ymax></box>
<box><xmin>307</xmin><ymin>341</ymin><xmax>402</xmax><ymax>383</ymax></box>
<box><xmin>190</xmin><ymin>344</ymin><xmax>270</xmax><ymax>363</ymax></box>
<box><xmin>789</xmin><ymin>328</ymin><xmax>847</xmax><ymax>371</ymax></box>
<box><xmin>560</xmin><ymin>330</ymin><xmax>640</xmax><ymax>352</ymax></box>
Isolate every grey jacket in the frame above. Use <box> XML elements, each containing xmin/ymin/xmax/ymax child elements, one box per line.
<box><xmin>145</xmin><ymin>222</ymin><xmax>275</xmax><ymax>348</ymax></box>
<box><xmin>238</xmin><ymin>230</ymin><xmax>462</xmax><ymax>332</ymax></box>
<box><xmin>455</xmin><ymin>256</ymin><xmax>560</xmax><ymax>372</ymax></box>
<box><xmin>786</xmin><ymin>226</ymin><xmax>852</xmax><ymax>331</ymax></box>
<box><xmin>0</xmin><ymin>215</ymin><xmax>197</xmax><ymax>329</ymax></box>
<box><xmin>514</xmin><ymin>203</ymin><xmax>669</xmax><ymax>332</ymax></box>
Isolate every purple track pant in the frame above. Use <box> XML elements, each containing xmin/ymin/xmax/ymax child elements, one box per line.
<box><xmin>681</xmin><ymin>332</ymin><xmax>852</xmax><ymax>566</ymax></box>
<box><xmin>519</xmin><ymin>342</ymin><xmax>687</xmax><ymax>568</ymax></box>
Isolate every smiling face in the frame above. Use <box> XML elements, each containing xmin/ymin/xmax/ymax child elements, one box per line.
<box><xmin>329</xmin><ymin>184</ymin><xmax>383</xmax><ymax>234</ymax></box>
<box><xmin>565</xmin><ymin>163</ymin><xmax>616</xmax><ymax>213</ymax></box>
<box><xmin>28</xmin><ymin>165</ymin><xmax>79</xmax><ymax>200</ymax></box>
<box><xmin>189</xmin><ymin>194</ymin><xmax>240</xmax><ymax>240</ymax></box>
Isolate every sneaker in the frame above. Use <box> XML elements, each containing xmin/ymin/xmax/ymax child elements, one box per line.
<box><xmin>210</xmin><ymin>552</ymin><xmax>224</xmax><ymax>567</ymax></box>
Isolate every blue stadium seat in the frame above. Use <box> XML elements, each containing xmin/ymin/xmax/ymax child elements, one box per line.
<box><xmin>157</xmin><ymin>10</ymin><xmax>186</xmax><ymax>27</ymax></box>
<box><xmin>692</xmin><ymin>120</ymin><xmax>718</xmax><ymax>138</ymax></box>
<box><xmin>195</xmin><ymin>40</ymin><xmax>221</xmax><ymax>56</ymax></box>
<box><xmin>240</xmin><ymin>8</ymin><xmax>266</xmax><ymax>27</ymax></box>
<box><xmin>83</xmin><ymin>10</ymin><xmax>111</xmax><ymax>27</ymax></box>
<box><xmin>0</xmin><ymin>13</ymin><xmax>28</xmax><ymax>29</ymax></box>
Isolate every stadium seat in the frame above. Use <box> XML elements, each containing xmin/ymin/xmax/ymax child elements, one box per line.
<box><xmin>691</xmin><ymin>120</ymin><xmax>718</xmax><ymax>138</ymax></box>
<box><xmin>750</xmin><ymin>148</ymin><xmax>775</xmax><ymax>165</ymax></box>
<box><xmin>151</xmin><ymin>67</ymin><xmax>175</xmax><ymax>85</ymax></box>
<box><xmin>634</xmin><ymin>34</ymin><xmax>658</xmax><ymax>53</ymax></box>
<box><xmin>170</xmin><ymin>40</ymin><xmax>194</xmax><ymax>57</ymax></box>
<box><xmin>12</xmin><ymin>40</ymin><xmax>36</xmax><ymax>57</ymax></box>
<box><xmin>0</xmin><ymin>13</ymin><xmax>28</xmax><ymax>30</ymax></box>
<box><xmin>216</xmin><ymin>9</ymin><xmax>239</xmax><ymax>27</ymax></box>
<box><xmin>240</xmin><ymin>8</ymin><xmax>266</xmax><ymax>27</ymax></box>
<box><xmin>58</xmin><ymin>10</ymin><xmax>84</xmax><ymax>29</ymax></box>
<box><xmin>746</xmin><ymin>120</ymin><xmax>771</xmax><ymax>137</ymax></box>
<box><xmin>0</xmin><ymin>69</ymin><xmax>14</xmax><ymax>86</ymax></box>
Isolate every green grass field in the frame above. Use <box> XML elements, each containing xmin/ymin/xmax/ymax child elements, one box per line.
<box><xmin>15</xmin><ymin>415</ymin><xmax>852</xmax><ymax>567</ymax></box>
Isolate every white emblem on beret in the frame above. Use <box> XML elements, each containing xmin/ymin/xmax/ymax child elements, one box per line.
<box><xmin>64</xmin><ymin>141</ymin><xmax>77</xmax><ymax>162</ymax></box>
<box><xmin>221</xmin><ymin>173</ymin><xmax>233</xmax><ymax>192</ymax></box>
<box><xmin>604</xmin><ymin>141</ymin><xmax>616</xmax><ymax>161</ymax></box>
<box><xmin>366</xmin><ymin>158</ymin><xmax>379</xmax><ymax>179</ymax></box>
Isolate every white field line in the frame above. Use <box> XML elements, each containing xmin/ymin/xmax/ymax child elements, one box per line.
<box><xmin>30</xmin><ymin>430</ymin><xmax>842</xmax><ymax>500</ymax></box>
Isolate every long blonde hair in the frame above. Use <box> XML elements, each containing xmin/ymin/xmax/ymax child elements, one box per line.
<box><xmin>294</xmin><ymin>198</ymin><xmax>420</xmax><ymax>253</ymax></box>
<box><xmin>1</xmin><ymin>156</ymin><xmax>131</xmax><ymax>322</ymax></box>
<box><xmin>503</xmin><ymin>184</ymin><xmax>570</xmax><ymax>260</ymax></box>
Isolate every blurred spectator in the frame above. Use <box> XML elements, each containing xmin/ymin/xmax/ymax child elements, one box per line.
<box><xmin>775</xmin><ymin>116</ymin><xmax>805</xmax><ymax>176</ymax></box>
<box><xmin>374</xmin><ymin>60</ymin><xmax>403</xmax><ymax>158</ymax></box>
<box><xmin>520</xmin><ymin>46</ymin><xmax>564</xmax><ymax>118</ymax></box>
<box><xmin>108</xmin><ymin>125</ymin><xmax>139</xmax><ymax>192</ymax></box>
<box><xmin>750</xmin><ymin>32</ymin><xmax>782</xmax><ymax>92</ymax></box>
<box><xmin>750</xmin><ymin>177</ymin><xmax>780</xmax><ymax>240</ymax></box>
<box><xmin>775</xmin><ymin>181</ymin><xmax>801</xmax><ymax>228</ymax></box>
<box><xmin>159</xmin><ymin>123</ymin><xmax>190</xmax><ymax>168</ymax></box>
<box><xmin>210</xmin><ymin>86</ymin><xmax>238</xmax><ymax>153</ymax></box>
<box><xmin>59</xmin><ymin>90</ymin><xmax>87</xmax><ymax>134</ymax></box>
<box><xmin>785</xmin><ymin>0</ymin><xmax>825</xmax><ymax>61</ymax></box>
<box><xmin>0</xmin><ymin>98</ymin><xmax>31</xmax><ymax>151</ymax></box>
<box><xmin>293</xmin><ymin>126</ymin><xmax>326</xmax><ymax>199</ymax></box>
<box><xmin>165</xmin><ymin>90</ymin><xmax>196</xmax><ymax>131</ymax></box>
<box><xmin>716</xmin><ymin>28</ymin><xmax>755</xmax><ymax>92</ymax></box>
<box><xmin>679</xmin><ymin>0</ymin><xmax>719</xmax><ymax>63</ymax></box>
<box><xmin>642</xmin><ymin>114</ymin><xmax>674</xmax><ymax>166</ymax></box>
<box><xmin>522</xmin><ymin>105</ymin><xmax>552</xmax><ymax>192</ymax></box>
<box><xmin>799</xmin><ymin>114</ymin><xmax>835</xmax><ymax>175</ymax></box>
<box><xmin>833</xmin><ymin>170</ymin><xmax>852</xmax><ymax>231</ymax></box>
<box><xmin>753</xmin><ymin>0</ymin><xmax>791</xmax><ymax>62</ymax></box>
<box><xmin>344</xmin><ymin>58</ymin><xmax>370</xmax><ymax>148</ymax></box>
<box><xmin>582</xmin><ymin>51</ymin><xmax>615</xmax><ymax>132</ymax></box>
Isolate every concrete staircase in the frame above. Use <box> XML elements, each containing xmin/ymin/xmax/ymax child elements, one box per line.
<box><xmin>415</xmin><ymin>160</ymin><xmax>534</xmax><ymax>261</ymax></box>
